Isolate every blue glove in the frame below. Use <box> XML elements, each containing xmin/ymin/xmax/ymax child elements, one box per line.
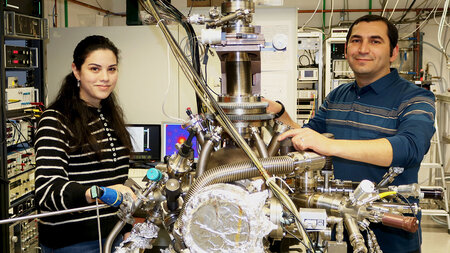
<box><xmin>90</xmin><ymin>186</ymin><xmax>123</xmax><ymax>207</ymax></box>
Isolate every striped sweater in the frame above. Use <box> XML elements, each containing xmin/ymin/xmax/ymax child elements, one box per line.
<box><xmin>34</xmin><ymin>106</ymin><xmax>130</xmax><ymax>248</ymax></box>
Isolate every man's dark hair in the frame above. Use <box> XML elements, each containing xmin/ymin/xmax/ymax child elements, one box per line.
<box><xmin>346</xmin><ymin>15</ymin><xmax>398</xmax><ymax>56</ymax></box>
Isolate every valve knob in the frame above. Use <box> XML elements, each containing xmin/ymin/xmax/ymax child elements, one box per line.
<box><xmin>146</xmin><ymin>168</ymin><xmax>163</xmax><ymax>182</ymax></box>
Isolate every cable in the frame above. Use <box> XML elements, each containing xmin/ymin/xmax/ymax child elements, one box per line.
<box><xmin>96</xmin><ymin>198</ymin><xmax>103</xmax><ymax>253</ymax></box>
<box><xmin>307</xmin><ymin>50</ymin><xmax>316</xmax><ymax>65</ymax></box>
<box><xmin>282</xmin><ymin>226</ymin><xmax>314</xmax><ymax>253</ymax></box>
<box><xmin>379</xmin><ymin>191</ymin><xmax>397</xmax><ymax>199</ymax></box>
<box><xmin>433</xmin><ymin>0</ymin><xmax>445</xmax><ymax>25</ymax></box>
<box><xmin>397</xmin><ymin>193</ymin><xmax>421</xmax><ymax>247</ymax></box>
<box><xmin>201</xmin><ymin>44</ymin><xmax>220</xmax><ymax>97</ymax></box>
<box><xmin>431</xmin><ymin>215</ymin><xmax>449</xmax><ymax>226</ymax></box>
<box><xmin>400</xmin><ymin>3</ymin><xmax>440</xmax><ymax>40</ymax></box>
<box><xmin>437</xmin><ymin>0</ymin><xmax>450</xmax><ymax>61</ymax></box>
<box><xmin>423</xmin><ymin>41</ymin><xmax>450</xmax><ymax>58</ymax></box>
<box><xmin>328</xmin><ymin>0</ymin><xmax>334</xmax><ymax>36</ymax></box>
<box><xmin>388</xmin><ymin>0</ymin><xmax>400</xmax><ymax>20</ymax></box>
<box><xmin>300</xmin><ymin>0</ymin><xmax>322</xmax><ymax>31</ymax></box>
<box><xmin>397</xmin><ymin>0</ymin><xmax>417</xmax><ymax>24</ymax></box>
<box><xmin>187</xmin><ymin>1</ymin><xmax>193</xmax><ymax>17</ymax></box>
<box><xmin>7</xmin><ymin>120</ymin><xmax>32</xmax><ymax>150</ymax></box>
<box><xmin>425</xmin><ymin>61</ymin><xmax>448</xmax><ymax>93</ymax></box>
<box><xmin>162</xmin><ymin>44</ymin><xmax>184</xmax><ymax>122</ymax></box>
<box><xmin>382</xmin><ymin>0</ymin><xmax>390</xmax><ymax>17</ymax></box>
<box><xmin>301</xmin><ymin>27</ymin><xmax>326</xmax><ymax>35</ymax></box>
<box><xmin>298</xmin><ymin>54</ymin><xmax>311</xmax><ymax>66</ymax></box>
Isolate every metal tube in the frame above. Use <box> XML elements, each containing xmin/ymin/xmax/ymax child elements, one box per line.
<box><xmin>104</xmin><ymin>220</ymin><xmax>127</xmax><ymax>253</ymax></box>
<box><xmin>251</xmin><ymin>127</ymin><xmax>268</xmax><ymax>158</ymax></box>
<box><xmin>267</xmin><ymin>122</ymin><xmax>290</xmax><ymax>157</ymax></box>
<box><xmin>196</xmin><ymin>130</ymin><xmax>205</xmax><ymax>147</ymax></box>
<box><xmin>267</xmin><ymin>132</ymin><xmax>281</xmax><ymax>157</ymax></box>
<box><xmin>344</xmin><ymin>214</ymin><xmax>367</xmax><ymax>253</ymax></box>
<box><xmin>0</xmin><ymin>204</ymin><xmax>108</xmax><ymax>225</ymax></box>
<box><xmin>196</xmin><ymin>139</ymin><xmax>215</xmax><ymax>178</ymax></box>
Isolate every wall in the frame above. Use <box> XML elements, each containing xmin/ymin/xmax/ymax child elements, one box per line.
<box><xmin>43</xmin><ymin>0</ymin><xmax>126</xmax><ymax>27</ymax></box>
<box><xmin>46</xmin><ymin>25</ymin><xmax>182</xmax><ymax>124</ymax></box>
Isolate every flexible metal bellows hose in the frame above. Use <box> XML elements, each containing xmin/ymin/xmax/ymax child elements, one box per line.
<box><xmin>177</xmin><ymin>156</ymin><xmax>295</xmax><ymax>226</ymax></box>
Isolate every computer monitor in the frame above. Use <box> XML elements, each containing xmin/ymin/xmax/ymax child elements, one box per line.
<box><xmin>162</xmin><ymin>122</ymin><xmax>198</xmax><ymax>160</ymax></box>
<box><xmin>126</xmin><ymin>124</ymin><xmax>161</xmax><ymax>162</ymax></box>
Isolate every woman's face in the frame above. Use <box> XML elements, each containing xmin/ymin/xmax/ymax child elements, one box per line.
<box><xmin>72</xmin><ymin>49</ymin><xmax>118</xmax><ymax>108</ymax></box>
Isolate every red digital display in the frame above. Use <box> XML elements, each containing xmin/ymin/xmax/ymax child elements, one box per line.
<box><xmin>13</xmin><ymin>60</ymin><xmax>19</xmax><ymax>64</ymax></box>
<box><xmin>13</xmin><ymin>50</ymin><xmax>19</xmax><ymax>54</ymax></box>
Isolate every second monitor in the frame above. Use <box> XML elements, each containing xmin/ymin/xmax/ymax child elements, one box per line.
<box><xmin>162</xmin><ymin>122</ymin><xmax>199</xmax><ymax>161</ymax></box>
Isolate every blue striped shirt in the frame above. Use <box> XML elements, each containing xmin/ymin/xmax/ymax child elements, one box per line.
<box><xmin>305</xmin><ymin>68</ymin><xmax>435</xmax><ymax>252</ymax></box>
<box><xmin>306</xmin><ymin>68</ymin><xmax>435</xmax><ymax>185</ymax></box>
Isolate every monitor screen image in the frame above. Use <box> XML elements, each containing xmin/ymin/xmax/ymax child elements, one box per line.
<box><xmin>126</xmin><ymin>124</ymin><xmax>161</xmax><ymax>162</ymax></box>
<box><xmin>162</xmin><ymin>123</ymin><xmax>198</xmax><ymax>160</ymax></box>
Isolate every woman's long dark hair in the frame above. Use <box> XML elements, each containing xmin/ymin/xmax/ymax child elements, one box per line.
<box><xmin>49</xmin><ymin>35</ymin><xmax>131</xmax><ymax>155</ymax></box>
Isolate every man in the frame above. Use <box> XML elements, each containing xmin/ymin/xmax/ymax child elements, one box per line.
<box><xmin>271</xmin><ymin>15</ymin><xmax>435</xmax><ymax>253</ymax></box>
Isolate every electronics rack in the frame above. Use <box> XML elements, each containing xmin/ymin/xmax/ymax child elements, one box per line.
<box><xmin>0</xmin><ymin>1</ymin><xmax>46</xmax><ymax>252</ymax></box>
<box><xmin>297</xmin><ymin>32</ymin><xmax>323</xmax><ymax>125</ymax></box>
<box><xmin>324</xmin><ymin>29</ymin><xmax>354</xmax><ymax>98</ymax></box>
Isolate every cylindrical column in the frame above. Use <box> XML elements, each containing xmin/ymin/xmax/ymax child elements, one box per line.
<box><xmin>225</xmin><ymin>52</ymin><xmax>252</xmax><ymax>97</ymax></box>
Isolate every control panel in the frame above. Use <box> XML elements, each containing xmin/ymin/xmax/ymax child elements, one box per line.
<box><xmin>9</xmin><ymin>212</ymin><xmax>39</xmax><ymax>253</ymax></box>
<box><xmin>4</xmin><ymin>45</ymin><xmax>38</xmax><ymax>68</ymax></box>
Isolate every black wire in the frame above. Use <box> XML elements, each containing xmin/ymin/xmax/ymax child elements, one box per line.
<box><xmin>397</xmin><ymin>0</ymin><xmax>416</xmax><ymax>24</ymax></box>
<box><xmin>396</xmin><ymin>193</ymin><xmax>421</xmax><ymax>247</ymax></box>
<box><xmin>52</xmin><ymin>3</ymin><xmax>56</xmax><ymax>27</ymax></box>
<box><xmin>95</xmin><ymin>0</ymin><xmax>104</xmax><ymax>10</ymax></box>
<box><xmin>272</xmin><ymin>190</ymin><xmax>315</xmax><ymax>253</ymax></box>
<box><xmin>206</xmin><ymin>83</ymin><xmax>220</xmax><ymax>97</ymax></box>
<box><xmin>314</xmin><ymin>231</ymin><xmax>324</xmax><ymax>253</ymax></box>
<box><xmin>187</xmin><ymin>1</ymin><xmax>193</xmax><ymax>17</ymax></box>
<box><xmin>308</xmin><ymin>50</ymin><xmax>316</xmax><ymax>65</ymax></box>
<box><xmin>396</xmin><ymin>193</ymin><xmax>418</xmax><ymax>220</ymax></box>
<box><xmin>7</xmin><ymin>120</ymin><xmax>32</xmax><ymax>150</ymax></box>
<box><xmin>282</xmin><ymin>226</ymin><xmax>313</xmax><ymax>253</ymax></box>
<box><xmin>203</xmin><ymin>44</ymin><xmax>210</xmax><ymax>83</ymax></box>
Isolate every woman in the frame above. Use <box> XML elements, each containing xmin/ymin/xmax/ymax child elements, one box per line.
<box><xmin>35</xmin><ymin>35</ymin><xmax>135</xmax><ymax>252</ymax></box>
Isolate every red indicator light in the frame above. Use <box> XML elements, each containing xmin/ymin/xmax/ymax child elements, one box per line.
<box><xmin>13</xmin><ymin>50</ymin><xmax>19</xmax><ymax>54</ymax></box>
<box><xmin>13</xmin><ymin>60</ymin><xmax>19</xmax><ymax>64</ymax></box>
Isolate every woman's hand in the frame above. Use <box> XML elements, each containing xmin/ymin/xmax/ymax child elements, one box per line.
<box><xmin>108</xmin><ymin>184</ymin><xmax>137</xmax><ymax>201</ymax></box>
<box><xmin>85</xmin><ymin>184</ymin><xmax>137</xmax><ymax>204</ymax></box>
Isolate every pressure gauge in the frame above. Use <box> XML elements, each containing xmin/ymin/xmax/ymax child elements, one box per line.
<box><xmin>272</xmin><ymin>33</ymin><xmax>288</xmax><ymax>50</ymax></box>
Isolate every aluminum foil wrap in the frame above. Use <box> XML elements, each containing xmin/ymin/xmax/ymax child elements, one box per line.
<box><xmin>181</xmin><ymin>183</ymin><xmax>276</xmax><ymax>253</ymax></box>
<box><xmin>114</xmin><ymin>220</ymin><xmax>160</xmax><ymax>253</ymax></box>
